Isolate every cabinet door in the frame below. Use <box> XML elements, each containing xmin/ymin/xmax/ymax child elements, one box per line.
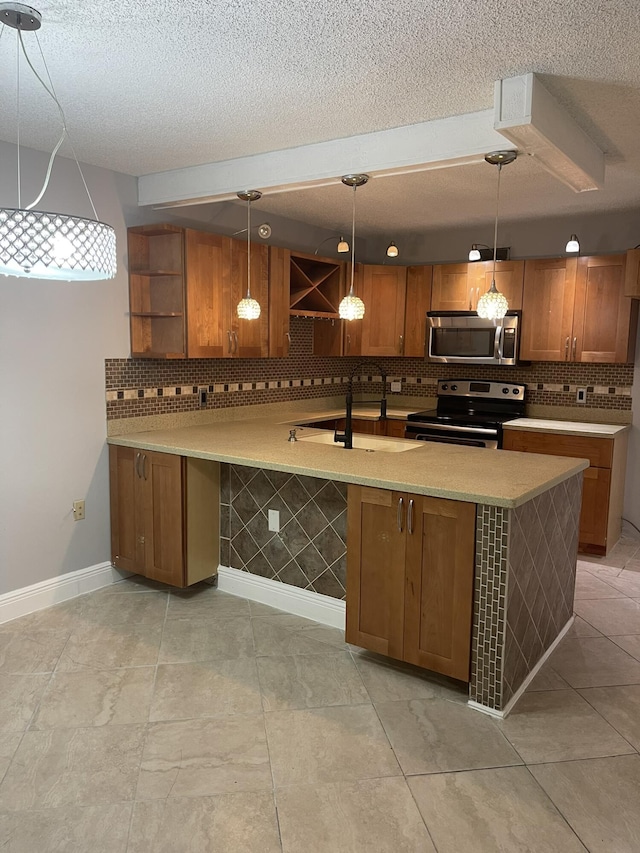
<box><xmin>431</xmin><ymin>264</ymin><xmax>474</xmax><ymax>311</ymax></box>
<box><xmin>404</xmin><ymin>266</ymin><xmax>432</xmax><ymax>357</ymax></box>
<box><xmin>269</xmin><ymin>246</ymin><xmax>291</xmax><ymax>357</ymax></box>
<box><xmin>360</xmin><ymin>266</ymin><xmax>407</xmax><ymax>356</ymax></box>
<box><xmin>520</xmin><ymin>257</ymin><xmax>577</xmax><ymax>361</ymax></box>
<box><xmin>141</xmin><ymin>451</ymin><xmax>186</xmax><ymax>587</ymax></box>
<box><xmin>231</xmin><ymin>239</ymin><xmax>270</xmax><ymax>358</ymax></box>
<box><xmin>573</xmin><ymin>255</ymin><xmax>636</xmax><ymax>363</ymax></box>
<box><xmin>346</xmin><ymin>486</ymin><xmax>406</xmax><ymax>660</ymax></box>
<box><xmin>404</xmin><ymin>496</ymin><xmax>476</xmax><ymax>681</ymax></box>
<box><xmin>109</xmin><ymin>445</ymin><xmax>142</xmax><ymax>574</ymax></box>
<box><xmin>579</xmin><ymin>466</ymin><xmax>611</xmax><ymax>551</ymax></box>
<box><xmin>471</xmin><ymin>260</ymin><xmax>524</xmax><ymax>311</ymax></box>
<box><xmin>185</xmin><ymin>230</ymin><xmax>232</xmax><ymax>358</ymax></box>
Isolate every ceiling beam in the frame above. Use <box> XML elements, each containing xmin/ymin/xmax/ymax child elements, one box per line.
<box><xmin>138</xmin><ymin>109</ymin><xmax>513</xmax><ymax>208</ymax></box>
<box><xmin>494</xmin><ymin>73</ymin><xmax>604</xmax><ymax>192</ymax></box>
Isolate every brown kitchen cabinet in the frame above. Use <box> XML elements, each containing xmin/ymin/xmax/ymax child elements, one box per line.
<box><xmin>346</xmin><ymin>485</ymin><xmax>476</xmax><ymax>681</ymax></box>
<box><xmin>127</xmin><ymin>225</ymin><xmax>269</xmax><ymax>359</ymax></box>
<box><xmin>502</xmin><ymin>428</ymin><xmax>629</xmax><ymax>555</ymax></box>
<box><xmin>520</xmin><ymin>255</ymin><xmax>637</xmax><ymax>363</ymax></box>
<box><xmin>431</xmin><ymin>261</ymin><xmax>523</xmax><ymax>313</ymax></box>
<box><xmin>358</xmin><ymin>265</ymin><xmax>408</xmax><ymax>356</ymax></box>
<box><xmin>268</xmin><ymin>246</ymin><xmax>291</xmax><ymax>357</ymax></box>
<box><xmin>109</xmin><ymin>445</ymin><xmax>219</xmax><ymax>587</ymax></box>
<box><xmin>404</xmin><ymin>265</ymin><xmax>433</xmax><ymax>356</ymax></box>
<box><xmin>624</xmin><ymin>248</ymin><xmax>640</xmax><ymax>297</ymax></box>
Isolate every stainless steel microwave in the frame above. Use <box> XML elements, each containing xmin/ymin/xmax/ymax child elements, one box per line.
<box><xmin>426</xmin><ymin>311</ymin><xmax>521</xmax><ymax>366</ymax></box>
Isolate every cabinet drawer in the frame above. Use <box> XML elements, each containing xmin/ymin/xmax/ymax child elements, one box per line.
<box><xmin>502</xmin><ymin>430</ymin><xmax>613</xmax><ymax>468</ymax></box>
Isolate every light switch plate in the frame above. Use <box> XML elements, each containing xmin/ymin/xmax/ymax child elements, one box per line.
<box><xmin>391</xmin><ymin>380</ymin><xmax>402</xmax><ymax>392</ymax></box>
<box><xmin>268</xmin><ymin>509</ymin><xmax>280</xmax><ymax>532</ymax></box>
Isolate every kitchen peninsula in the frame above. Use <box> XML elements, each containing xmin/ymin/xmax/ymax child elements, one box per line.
<box><xmin>108</xmin><ymin>409</ymin><xmax>587</xmax><ymax>716</ymax></box>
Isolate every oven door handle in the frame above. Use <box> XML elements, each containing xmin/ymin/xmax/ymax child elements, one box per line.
<box><xmin>407</xmin><ymin>423</ymin><xmax>498</xmax><ymax>436</ymax></box>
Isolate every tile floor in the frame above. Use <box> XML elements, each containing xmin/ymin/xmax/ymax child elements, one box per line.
<box><xmin>1</xmin><ymin>548</ymin><xmax>640</xmax><ymax>851</ymax></box>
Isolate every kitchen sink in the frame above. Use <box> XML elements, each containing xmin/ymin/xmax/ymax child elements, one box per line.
<box><xmin>298</xmin><ymin>431</ymin><xmax>420</xmax><ymax>453</ymax></box>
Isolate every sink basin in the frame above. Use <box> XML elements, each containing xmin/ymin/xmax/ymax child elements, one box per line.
<box><xmin>298</xmin><ymin>431</ymin><xmax>420</xmax><ymax>453</ymax></box>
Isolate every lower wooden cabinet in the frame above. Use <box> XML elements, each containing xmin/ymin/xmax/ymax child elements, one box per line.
<box><xmin>346</xmin><ymin>486</ymin><xmax>476</xmax><ymax>681</ymax></box>
<box><xmin>502</xmin><ymin>428</ymin><xmax>629</xmax><ymax>555</ymax></box>
<box><xmin>109</xmin><ymin>445</ymin><xmax>219</xmax><ymax>587</ymax></box>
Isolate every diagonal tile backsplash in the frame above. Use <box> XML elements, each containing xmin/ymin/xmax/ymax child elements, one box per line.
<box><xmin>220</xmin><ymin>463</ymin><xmax>347</xmax><ymax>599</ymax></box>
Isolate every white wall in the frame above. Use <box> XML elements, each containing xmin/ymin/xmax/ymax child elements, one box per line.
<box><xmin>0</xmin><ymin>142</ymin><xmax>133</xmax><ymax>595</ymax></box>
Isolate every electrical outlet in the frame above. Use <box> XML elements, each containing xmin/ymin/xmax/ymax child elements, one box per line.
<box><xmin>391</xmin><ymin>380</ymin><xmax>402</xmax><ymax>393</ymax></box>
<box><xmin>199</xmin><ymin>388</ymin><xmax>208</xmax><ymax>407</ymax></box>
<box><xmin>72</xmin><ymin>499</ymin><xmax>85</xmax><ymax>521</ymax></box>
<box><xmin>268</xmin><ymin>509</ymin><xmax>280</xmax><ymax>532</ymax></box>
<box><xmin>576</xmin><ymin>388</ymin><xmax>587</xmax><ymax>404</ymax></box>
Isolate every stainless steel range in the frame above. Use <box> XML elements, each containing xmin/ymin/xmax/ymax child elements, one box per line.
<box><xmin>405</xmin><ymin>379</ymin><xmax>526</xmax><ymax>449</ymax></box>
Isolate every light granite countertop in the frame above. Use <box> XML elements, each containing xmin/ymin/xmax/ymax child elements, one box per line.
<box><xmin>503</xmin><ymin>418</ymin><xmax>630</xmax><ymax>438</ymax></box>
<box><xmin>107</xmin><ymin>413</ymin><xmax>588</xmax><ymax>509</ymax></box>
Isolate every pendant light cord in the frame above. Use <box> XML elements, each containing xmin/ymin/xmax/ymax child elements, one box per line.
<box><xmin>246</xmin><ymin>197</ymin><xmax>252</xmax><ymax>299</ymax></box>
<box><xmin>492</xmin><ymin>163</ymin><xmax>502</xmax><ymax>287</ymax></box>
<box><xmin>349</xmin><ymin>184</ymin><xmax>356</xmax><ymax>296</ymax></box>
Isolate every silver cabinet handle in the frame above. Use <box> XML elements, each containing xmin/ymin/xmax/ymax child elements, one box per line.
<box><xmin>565</xmin><ymin>336</ymin><xmax>570</xmax><ymax>360</ymax></box>
<box><xmin>135</xmin><ymin>452</ymin><xmax>141</xmax><ymax>479</ymax></box>
<box><xmin>572</xmin><ymin>336</ymin><xmax>577</xmax><ymax>360</ymax></box>
<box><xmin>285</xmin><ymin>331</ymin><xmax>291</xmax><ymax>354</ymax></box>
<box><xmin>468</xmin><ymin>288</ymin><xmax>473</xmax><ymax>311</ymax></box>
<box><xmin>233</xmin><ymin>331</ymin><xmax>239</xmax><ymax>354</ymax></box>
<box><xmin>142</xmin><ymin>454</ymin><xmax>148</xmax><ymax>480</ymax></box>
<box><xmin>408</xmin><ymin>499</ymin><xmax>414</xmax><ymax>535</ymax></box>
<box><xmin>399</xmin><ymin>334</ymin><xmax>404</xmax><ymax>355</ymax></box>
<box><xmin>397</xmin><ymin>497</ymin><xmax>404</xmax><ymax>533</ymax></box>
<box><xmin>346</xmin><ymin>334</ymin><xmax>351</xmax><ymax>354</ymax></box>
<box><xmin>227</xmin><ymin>330</ymin><xmax>233</xmax><ymax>354</ymax></box>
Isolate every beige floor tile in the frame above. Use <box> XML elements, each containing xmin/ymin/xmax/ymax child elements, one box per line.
<box><xmin>159</xmin><ymin>616</ymin><xmax>255</xmax><ymax>663</ymax></box>
<box><xmin>576</xmin><ymin>560</ymin><xmax>621</xmax><ymax>577</ymax></box>
<box><xmin>0</xmin><ymin>803</ymin><xmax>132</xmax><ymax>852</ymax></box>
<box><xmin>611</xmin><ymin>634</ymin><xmax>640</xmax><ymax>661</ymax></box>
<box><xmin>81</xmin><ymin>590</ymin><xmax>168</xmax><ymax>627</ymax></box>
<box><xmin>248</xmin><ymin>600</ymin><xmax>288</xmax><ymax>617</ymax></box>
<box><xmin>31</xmin><ymin>667</ymin><xmax>155</xmax><ymax>729</ymax></box>
<box><xmin>531</xmin><ymin>755</ymin><xmax>640</xmax><ymax>853</ymax></box>
<box><xmin>0</xmin><ymin>627</ymin><xmax>70</xmax><ymax>673</ymax></box>
<box><xmin>16</xmin><ymin>597</ymin><xmax>88</xmax><ymax>632</ymax></box>
<box><xmin>574</xmin><ymin>598</ymin><xmax>640</xmax><ymax>635</ymax></box>
<box><xmin>252</xmin><ymin>614</ymin><xmax>347</xmax><ymax>656</ymax></box>
<box><xmin>0</xmin><ymin>673</ymin><xmax>50</xmax><ymax>733</ymax></box>
<box><xmin>277</xmin><ymin>777</ymin><xmax>436</xmax><ymax>853</ymax></box>
<box><xmin>353</xmin><ymin>653</ymin><xmax>467</xmax><ymax>703</ymax></box>
<box><xmin>598</xmin><ymin>570</ymin><xmax>640</xmax><ymax>598</ymax></box>
<box><xmin>0</xmin><ymin>733</ymin><xmax>22</xmax><ymax>783</ymax></box>
<box><xmin>56</xmin><ymin>623</ymin><xmax>162</xmax><ymax>671</ymax></box>
<box><xmin>579</xmin><ymin>684</ymin><xmax>640</xmax><ymax>750</ymax></box>
<box><xmin>550</xmin><ymin>636</ymin><xmax>640</xmax><ymax>688</ymax></box>
<box><xmin>526</xmin><ymin>662</ymin><xmax>569</xmax><ymax>691</ymax></box>
<box><xmin>99</xmin><ymin>575</ymin><xmax>171</xmax><ymax>593</ymax></box>
<box><xmin>167</xmin><ymin>588</ymin><xmax>251</xmax><ymax>619</ymax></box>
<box><xmin>257</xmin><ymin>653</ymin><xmax>369</xmax><ymax>711</ymax></box>
<box><xmin>498</xmin><ymin>689</ymin><xmax>634</xmax><ymax>763</ymax></box>
<box><xmin>408</xmin><ymin>766</ymin><xmax>586</xmax><ymax>853</ymax></box>
<box><xmin>0</xmin><ymin>724</ymin><xmax>145</xmax><ymax>811</ymax></box>
<box><xmin>265</xmin><ymin>705</ymin><xmax>400</xmax><ymax>787</ymax></box>
<box><xmin>566</xmin><ymin>615</ymin><xmax>602</xmax><ymax>639</ymax></box>
<box><xmin>137</xmin><ymin>715</ymin><xmax>272</xmax><ymax>799</ymax></box>
<box><xmin>375</xmin><ymin>698</ymin><xmax>521</xmax><ymax>775</ymax></box>
<box><xmin>128</xmin><ymin>791</ymin><xmax>282</xmax><ymax>853</ymax></box>
<box><xmin>574</xmin><ymin>572</ymin><xmax>625</xmax><ymax>599</ymax></box>
<box><xmin>150</xmin><ymin>659</ymin><xmax>263</xmax><ymax>721</ymax></box>
<box><xmin>625</xmin><ymin>558</ymin><xmax>640</xmax><ymax>573</ymax></box>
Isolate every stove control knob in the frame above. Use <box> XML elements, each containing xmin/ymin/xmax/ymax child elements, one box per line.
<box><xmin>502</xmin><ymin>387</ymin><xmax>510</xmax><ymax>394</ymax></box>
<box><xmin>450</xmin><ymin>384</ymin><xmax>457</xmax><ymax>391</ymax></box>
<box><xmin>512</xmin><ymin>388</ymin><xmax>520</xmax><ymax>395</ymax></box>
<box><xmin>441</xmin><ymin>384</ymin><xmax>448</xmax><ymax>390</ymax></box>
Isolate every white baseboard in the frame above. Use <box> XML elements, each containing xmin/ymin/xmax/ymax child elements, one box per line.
<box><xmin>0</xmin><ymin>562</ymin><xmax>131</xmax><ymax>625</ymax></box>
<box><xmin>217</xmin><ymin>566</ymin><xmax>346</xmax><ymax>630</ymax></box>
<box><xmin>468</xmin><ymin>615</ymin><xmax>575</xmax><ymax>719</ymax></box>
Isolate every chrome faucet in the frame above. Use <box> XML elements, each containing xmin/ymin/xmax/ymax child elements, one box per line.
<box><xmin>334</xmin><ymin>361</ymin><xmax>388</xmax><ymax>449</ymax></box>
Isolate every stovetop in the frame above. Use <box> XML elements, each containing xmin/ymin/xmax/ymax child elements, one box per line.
<box><xmin>407</xmin><ymin>378</ymin><xmax>527</xmax><ymax>428</ymax></box>
<box><xmin>407</xmin><ymin>409</ymin><xmax>516</xmax><ymax>427</ymax></box>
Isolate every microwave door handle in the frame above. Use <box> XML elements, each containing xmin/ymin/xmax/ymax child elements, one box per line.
<box><xmin>495</xmin><ymin>325</ymin><xmax>502</xmax><ymax>361</ymax></box>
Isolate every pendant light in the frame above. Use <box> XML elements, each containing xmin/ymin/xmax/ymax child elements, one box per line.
<box><xmin>236</xmin><ymin>190</ymin><xmax>262</xmax><ymax>320</ymax></box>
<box><xmin>337</xmin><ymin>237</ymin><xmax>349</xmax><ymax>253</ymax></box>
<box><xmin>565</xmin><ymin>234</ymin><xmax>580</xmax><ymax>253</ymax></box>
<box><xmin>0</xmin><ymin>3</ymin><xmax>116</xmax><ymax>281</ymax></box>
<box><xmin>476</xmin><ymin>151</ymin><xmax>517</xmax><ymax>321</ymax></box>
<box><xmin>386</xmin><ymin>241</ymin><xmax>399</xmax><ymax>258</ymax></box>
<box><xmin>338</xmin><ymin>174</ymin><xmax>368</xmax><ymax>321</ymax></box>
<box><xmin>468</xmin><ymin>244</ymin><xmax>482</xmax><ymax>261</ymax></box>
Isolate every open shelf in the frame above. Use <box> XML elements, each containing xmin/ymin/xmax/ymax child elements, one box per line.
<box><xmin>288</xmin><ymin>251</ymin><xmax>344</xmax><ymax>318</ymax></box>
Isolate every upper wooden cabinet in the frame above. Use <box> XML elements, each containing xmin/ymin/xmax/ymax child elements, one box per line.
<box><xmin>521</xmin><ymin>255</ymin><xmax>637</xmax><ymax>363</ymax></box>
<box><xmin>268</xmin><ymin>246</ymin><xmax>291</xmax><ymax>357</ymax></box>
<box><xmin>431</xmin><ymin>261</ymin><xmax>523</xmax><ymax>312</ymax></box>
<box><xmin>624</xmin><ymin>248</ymin><xmax>640</xmax><ymax>297</ymax></box>
<box><xmin>404</xmin><ymin>266</ymin><xmax>433</xmax><ymax>357</ymax></box>
<box><xmin>346</xmin><ymin>485</ymin><xmax>476</xmax><ymax>681</ymax></box>
<box><xmin>359</xmin><ymin>265</ymin><xmax>408</xmax><ymax>356</ymax></box>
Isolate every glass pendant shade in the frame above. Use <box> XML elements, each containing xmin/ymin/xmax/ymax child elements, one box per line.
<box><xmin>337</xmin><ymin>236</ymin><xmax>349</xmax><ymax>253</ymax></box>
<box><xmin>477</xmin><ymin>281</ymin><xmax>509</xmax><ymax>320</ymax></box>
<box><xmin>237</xmin><ymin>296</ymin><xmax>261</xmax><ymax>319</ymax></box>
<box><xmin>566</xmin><ymin>234</ymin><xmax>580</xmax><ymax>253</ymax></box>
<box><xmin>0</xmin><ymin>209</ymin><xmax>116</xmax><ymax>280</ymax></box>
<box><xmin>339</xmin><ymin>293</ymin><xmax>365</xmax><ymax>320</ymax></box>
<box><xmin>386</xmin><ymin>241</ymin><xmax>399</xmax><ymax>258</ymax></box>
<box><xmin>468</xmin><ymin>244</ymin><xmax>481</xmax><ymax>261</ymax></box>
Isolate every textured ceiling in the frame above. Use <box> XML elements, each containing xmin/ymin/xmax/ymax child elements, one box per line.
<box><xmin>1</xmin><ymin>0</ymin><xmax>640</xmax><ymax>233</ymax></box>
